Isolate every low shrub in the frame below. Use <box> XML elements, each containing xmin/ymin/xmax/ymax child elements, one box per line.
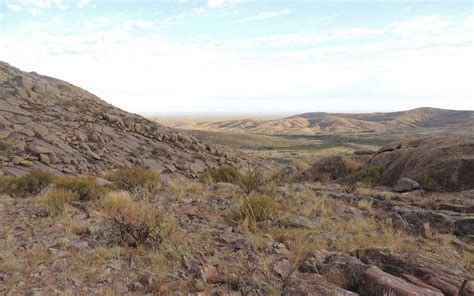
<box><xmin>227</xmin><ymin>193</ymin><xmax>278</xmax><ymax>232</ymax></box>
<box><xmin>100</xmin><ymin>191</ymin><xmax>133</xmax><ymax>217</ymax></box>
<box><xmin>341</xmin><ymin>165</ymin><xmax>383</xmax><ymax>186</ymax></box>
<box><xmin>419</xmin><ymin>174</ymin><xmax>438</xmax><ymax>191</ymax></box>
<box><xmin>100</xmin><ymin>191</ymin><xmax>176</xmax><ymax>247</ymax></box>
<box><xmin>107</xmin><ymin>167</ymin><xmax>161</xmax><ymax>192</ymax></box>
<box><xmin>41</xmin><ymin>188</ymin><xmax>79</xmax><ymax>215</ymax></box>
<box><xmin>3</xmin><ymin>169</ymin><xmax>53</xmax><ymax>198</ymax></box>
<box><xmin>54</xmin><ymin>175</ymin><xmax>106</xmax><ymax>201</ymax></box>
<box><xmin>239</xmin><ymin>165</ymin><xmax>266</xmax><ymax>194</ymax></box>
<box><xmin>199</xmin><ymin>165</ymin><xmax>242</xmax><ymax>185</ymax></box>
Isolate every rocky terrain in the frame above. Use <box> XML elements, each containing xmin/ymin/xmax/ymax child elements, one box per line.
<box><xmin>156</xmin><ymin>107</ymin><xmax>474</xmax><ymax>135</ymax></box>
<box><xmin>0</xmin><ymin>61</ymin><xmax>255</xmax><ymax>178</ymax></box>
<box><xmin>0</xmin><ymin>173</ymin><xmax>473</xmax><ymax>295</ymax></box>
<box><xmin>369</xmin><ymin>136</ymin><xmax>474</xmax><ymax>192</ymax></box>
<box><xmin>0</xmin><ymin>62</ymin><xmax>473</xmax><ymax>295</ymax></box>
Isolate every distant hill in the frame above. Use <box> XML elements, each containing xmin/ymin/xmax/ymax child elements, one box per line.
<box><xmin>156</xmin><ymin>107</ymin><xmax>474</xmax><ymax>135</ymax></box>
<box><xmin>0</xmin><ymin>61</ymin><xmax>253</xmax><ymax>177</ymax></box>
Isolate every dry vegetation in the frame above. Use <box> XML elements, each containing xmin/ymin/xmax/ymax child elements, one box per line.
<box><xmin>0</xmin><ymin>164</ymin><xmax>472</xmax><ymax>294</ymax></box>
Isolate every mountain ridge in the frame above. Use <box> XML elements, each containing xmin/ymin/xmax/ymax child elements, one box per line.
<box><xmin>156</xmin><ymin>107</ymin><xmax>474</xmax><ymax>135</ymax></box>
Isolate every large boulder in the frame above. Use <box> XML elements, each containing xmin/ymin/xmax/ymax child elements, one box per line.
<box><xmin>370</xmin><ymin>136</ymin><xmax>474</xmax><ymax>191</ymax></box>
<box><xmin>360</xmin><ymin>266</ymin><xmax>443</xmax><ymax>296</ymax></box>
<box><xmin>353</xmin><ymin>248</ymin><xmax>473</xmax><ymax>295</ymax></box>
<box><xmin>394</xmin><ymin>177</ymin><xmax>420</xmax><ymax>192</ymax></box>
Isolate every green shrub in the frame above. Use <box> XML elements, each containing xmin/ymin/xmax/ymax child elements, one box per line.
<box><xmin>4</xmin><ymin>169</ymin><xmax>53</xmax><ymax>198</ymax></box>
<box><xmin>419</xmin><ymin>175</ymin><xmax>438</xmax><ymax>191</ymax></box>
<box><xmin>227</xmin><ymin>193</ymin><xmax>277</xmax><ymax>231</ymax></box>
<box><xmin>41</xmin><ymin>188</ymin><xmax>79</xmax><ymax>215</ymax></box>
<box><xmin>341</xmin><ymin>165</ymin><xmax>383</xmax><ymax>186</ymax></box>
<box><xmin>200</xmin><ymin>165</ymin><xmax>242</xmax><ymax>185</ymax></box>
<box><xmin>54</xmin><ymin>175</ymin><xmax>106</xmax><ymax>201</ymax></box>
<box><xmin>107</xmin><ymin>167</ymin><xmax>161</xmax><ymax>192</ymax></box>
<box><xmin>0</xmin><ymin>141</ymin><xmax>9</xmax><ymax>155</ymax></box>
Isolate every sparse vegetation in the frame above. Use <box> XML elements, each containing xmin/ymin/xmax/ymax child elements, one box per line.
<box><xmin>238</xmin><ymin>165</ymin><xmax>266</xmax><ymax>194</ymax></box>
<box><xmin>419</xmin><ymin>174</ymin><xmax>439</xmax><ymax>191</ymax></box>
<box><xmin>200</xmin><ymin>165</ymin><xmax>242</xmax><ymax>185</ymax></box>
<box><xmin>40</xmin><ymin>188</ymin><xmax>79</xmax><ymax>215</ymax></box>
<box><xmin>341</xmin><ymin>165</ymin><xmax>383</xmax><ymax>186</ymax></box>
<box><xmin>227</xmin><ymin>193</ymin><xmax>278</xmax><ymax>232</ymax></box>
<box><xmin>100</xmin><ymin>191</ymin><xmax>176</xmax><ymax>247</ymax></box>
<box><xmin>54</xmin><ymin>175</ymin><xmax>106</xmax><ymax>201</ymax></box>
<box><xmin>107</xmin><ymin>167</ymin><xmax>161</xmax><ymax>192</ymax></box>
<box><xmin>2</xmin><ymin>169</ymin><xmax>53</xmax><ymax>198</ymax></box>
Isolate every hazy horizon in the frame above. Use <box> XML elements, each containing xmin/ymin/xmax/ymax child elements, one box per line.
<box><xmin>1</xmin><ymin>0</ymin><xmax>473</xmax><ymax>114</ymax></box>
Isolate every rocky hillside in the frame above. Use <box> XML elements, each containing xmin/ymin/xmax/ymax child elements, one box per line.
<box><xmin>370</xmin><ymin>136</ymin><xmax>474</xmax><ymax>191</ymax></box>
<box><xmin>0</xmin><ymin>62</ymin><xmax>255</xmax><ymax>177</ymax></box>
<box><xmin>158</xmin><ymin>107</ymin><xmax>474</xmax><ymax>135</ymax></box>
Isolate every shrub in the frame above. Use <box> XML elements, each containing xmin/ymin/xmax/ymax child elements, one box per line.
<box><xmin>227</xmin><ymin>193</ymin><xmax>278</xmax><ymax>232</ymax></box>
<box><xmin>239</xmin><ymin>165</ymin><xmax>266</xmax><ymax>194</ymax></box>
<box><xmin>419</xmin><ymin>175</ymin><xmax>438</xmax><ymax>191</ymax></box>
<box><xmin>100</xmin><ymin>191</ymin><xmax>133</xmax><ymax>217</ymax></box>
<box><xmin>4</xmin><ymin>169</ymin><xmax>53</xmax><ymax>198</ymax></box>
<box><xmin>101</xmin><ymin>191</ymin><xmax>176</xmax><ymax>247</ymax></box>
<box><xmin>54</xmin><ymin>175</ymin><xmax>106</xmax><ymax>201</ymax></box>
<box><xmin>0</xmin><ymin>141</ymin><xmax>9</xmax><ymax>155</ymax></box>
<box><xmin>107</xmin><ymin>167</ymin><xmax>161</xmax><ymax>192</ymax></box>
<box><xmin>41</xmin><ymin>188</ymin><xmax>79</xmax><ymax>215</ymax></box>
<box><xmin>199</xmin><ymin>165</ymin><xmax>242</xmax><ymax>185</ymax></box>
<box><xmin>341</xmin><ymin>165</ymin><xmax>383</xmax><ymax>186</ymax></box>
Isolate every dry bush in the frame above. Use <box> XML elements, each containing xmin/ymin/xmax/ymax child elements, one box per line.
<box><xmin>40</xmin><ymin>188</ymin><xmax>79</xmax><ymax>215</ymax></box>
<box><xmin>101</xmin><ymin>192</ymin><xmax>176</xmax><ymax>247</ymax></box>
<box><xmin>69</xmin><ymin>220</ymin><xmax>89</xmax><ymax>235</ymax></box>
<box><xmin>227</xmin><ymin>193</ymin><xmax>278</xmax><ymax>232</ymax></box>
<box><xmin>100</xmin><ymin>191</ymin><xmax>133</xmax><ymax>217</ymax></box>
<box><xmin>0</xmin><ymin>251</ymin><xmax>19</xmax><ymax>274</ymax></box>
<box><xmin>54</xmin><ymin>175</ymin><xmax>106</xmax><ymax>201</ymax></box>
<box><xmin>344</xmin><ymin>157</ymin><xmax>363</xmax><ymax>173</ymax></box>
<box><xmin>199</xmin><ymin>165</ymin><xmax>241</xmax><ymax>185</ymax></box>
<box><xmin>357</xmin><ymin>199</ymin><xmax>373</xmax><ymax>211</ymax></box>
<box><xmin>3</xmin><ymin>169</ymin><xmax>53</xmax><ymax>198</ymax></box>
<box><xmin>239</xmin><ymin>165</ymin><xmax>266</xmax><ymax>194</ymax></box>
<box><xmin>319</xmin><ymin>172</ymin><xmax>332</xmax><ymax>185</ymax></box>
<box><xmin>107</xmin><ymin>167</ymin><xmax>161</xmax><ymax>192</ymax></box>
<box><xmin>293</xmin><ymin>161</ymin><xmax>310</xmax><ymax>172</ymax></box>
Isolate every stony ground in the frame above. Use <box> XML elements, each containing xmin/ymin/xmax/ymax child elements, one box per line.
<box><xmin>1</xmin><ymin>175</ymin><xmax>472</xmax><ymax>295</ymax></box>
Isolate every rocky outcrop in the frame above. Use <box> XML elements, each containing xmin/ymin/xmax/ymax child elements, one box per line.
<box><xmin>0</xmin><ymin>62</ymin><xmax>256</xmax><ymax>177</ymax></box>
<box><xmin>370</xmin><ymin>136</ymin><xmax>474</xmax><ymax>191</ymax></box>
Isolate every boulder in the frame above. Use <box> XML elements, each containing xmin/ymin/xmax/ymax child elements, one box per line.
<box><xmin>360</xmin><ymin>266</ymin><xmax>443</xmax><ymax>296</ymax></box>
<box><xmin>283</xmin><ymin>272</ymin><xmax>358</xmax><ymax>296</ymax></box>
<box><xmin>370</xmin><ymin>136</ymin><xmax>474</xmax><ymax>191</ymax></box>
<box><xmin>394</xmin><ymin>177</ymin><xmax>420</xmax><ymax>192</ymax></box>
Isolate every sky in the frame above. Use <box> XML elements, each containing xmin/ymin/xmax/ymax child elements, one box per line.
<box><xmin>0</xmin><ymin>0</ymin><xmax>473</xmax><ymax>115</ymax></box>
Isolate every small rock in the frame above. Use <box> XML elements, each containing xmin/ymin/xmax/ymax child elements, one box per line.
<box><xmin>201</xmin><ymin>265</ymin><xmax>225</xmax><ymax>284</ymax></box>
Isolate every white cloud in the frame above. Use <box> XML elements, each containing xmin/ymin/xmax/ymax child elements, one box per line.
<box><xmin>6</xmin><ymin>3</ymin><xmax>22</xmax><ymax>11</ymax></box>
<box><xmin>232</xmin><ymin>8</ymin><xmax>292</xmax><ymax>23</ymax></box>
<box><xmin>135</xmin><ymin>20</ymin><xmax>152</xmax><ymax>29</ymax></box>
<box><xmin>1</xmin><ymin>14</ymin><xmax>472</xmax><ymax>113</ymax></box>
<box><xmin>208</xmin><ymin>0</ymin><xmax>222</xmax><ymax>9</ymax></box>
<box><xmin>30</xmin><ymin>8</ymin><xmax>39</xmax><ymax>16</ymax></box>
<box><xmin>78</xmin><ymin>0</ymin><xmax>89</xmax><ymax>8</ymax></box>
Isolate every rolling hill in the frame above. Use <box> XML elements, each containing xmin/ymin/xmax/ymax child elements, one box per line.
<box><xmin>156</xmin><ymin>107</ymin><xmax>474</xmax><ymax>135</ymax></box>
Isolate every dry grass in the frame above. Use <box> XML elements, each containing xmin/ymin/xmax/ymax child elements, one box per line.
<box><xmin>100</xmin><ymin>192</ymin><xmax>177</xmax><ymax>247</ymax></box>
<box><xmin>357</xmin><ymin>199</ymin><xmax>373</xmax><ymax>211</ymax></box>
<box><xmin>39</xmin><ymin>188</ymin><xmax>79</xmax><ymax>215</ymax></box>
